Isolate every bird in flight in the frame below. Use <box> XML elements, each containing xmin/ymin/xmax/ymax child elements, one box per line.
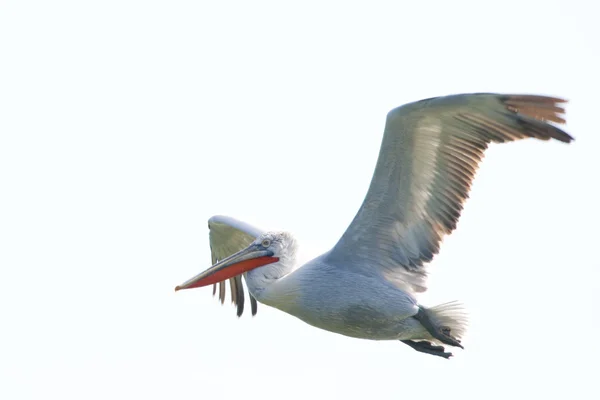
<box><xmin>175</xmin><ymin>93</ymin><xmax>573</xmax><ymax>358</ymax></box>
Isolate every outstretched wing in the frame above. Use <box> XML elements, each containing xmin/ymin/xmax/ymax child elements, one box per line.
<box><xmin>326</xmin><ymin>93</ymin><xmax>573</xmax><ymax>293</ymax></box>
<box><xmin>207</xmin><ymin>215</ymin><xmax>264</xmax><ymax>316</ymax></box>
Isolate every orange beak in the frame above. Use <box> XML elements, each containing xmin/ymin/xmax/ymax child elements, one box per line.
<box><xmin>175</xmin><ymin>244</ymin><xmax>279</xmax><ymax>291</ymax></box>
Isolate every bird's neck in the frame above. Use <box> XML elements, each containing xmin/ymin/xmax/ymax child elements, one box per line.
<box><xmin>244</xmin><ymin>255</ymin><xmax>299</xmax><ymax>312</ymax></box>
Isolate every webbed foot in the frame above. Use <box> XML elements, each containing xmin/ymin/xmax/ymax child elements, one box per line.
<box><xmin>401</xmin><ymin>340</ymin><xmax>453</xmax><ymax>359</ymax></box>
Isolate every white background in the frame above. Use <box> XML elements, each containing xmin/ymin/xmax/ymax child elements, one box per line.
<box><xmin>1</xmin><ymin>1</ymin><xmax>598</xmax><ymax>399</ymax></box>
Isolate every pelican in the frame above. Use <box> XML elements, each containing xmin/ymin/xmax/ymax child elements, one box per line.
<box><xmin>176</xmin><ymin>93</ymin><xmax>573</xmax><ymax>358</ymax></box>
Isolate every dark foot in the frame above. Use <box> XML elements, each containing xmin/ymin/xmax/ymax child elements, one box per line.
<box><xmin>414</xmin><ymin>308</ymin><xmax>464</xmax><ymax>349</ymax></box>
<box><xmin>401</xmin><ymin>340</ymin><xmax>453</xmax><ymax>359</ymax></box>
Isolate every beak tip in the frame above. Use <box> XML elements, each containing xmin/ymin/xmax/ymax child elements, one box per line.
<box><xmin>174</xmin><ymin>285</ymin><xmax>182</xmax><ymax>292</ymax></box>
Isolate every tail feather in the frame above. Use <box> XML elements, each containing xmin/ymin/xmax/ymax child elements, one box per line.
<box><xmin>425</xmin><ymin>301</ymin><xmax>469</xmax><ymax>344</ymax></box>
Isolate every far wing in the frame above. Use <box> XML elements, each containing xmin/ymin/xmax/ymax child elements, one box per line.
<box><xmin>208</xmin><ymin>215</ymin><xmax>264</xmax><ymax>316</ymax></box>
<box><xmin>326</xmin><ymin>93</ymin><xmax>573</xmax><ymax>293</ymax></box>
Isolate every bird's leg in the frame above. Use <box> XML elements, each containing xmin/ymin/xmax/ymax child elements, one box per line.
<box><xmin>401</xmin><ymin>340</ymin><xmax>452</xmax><ymax>359</ymax></box>
<box><xmin>413</xmin><ymin>307</ymin><xmax>464</xmax><ymax>349</ymax></box>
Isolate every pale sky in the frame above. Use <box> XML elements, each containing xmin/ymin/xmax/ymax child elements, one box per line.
<box><xmin>1</xmin><ymin>1</ymin><xmax>599</xmax><ymax>399</ymax></box>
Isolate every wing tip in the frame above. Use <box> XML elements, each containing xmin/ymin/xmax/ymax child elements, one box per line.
<box><xmin>501</xmin><ymin>94</ymin><xmax>569</xmax><ymax>122</ymax></box>
<box><xmin>498</xmin><ymin>94</ymin><xmax>574</xmax><ymax>143</ymax></box>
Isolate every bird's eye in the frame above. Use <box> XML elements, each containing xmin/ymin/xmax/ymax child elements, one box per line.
<box><xmin>261</xmin><ymin>239</ymin><xmax>271</xmax><ymax>248</ymax></box>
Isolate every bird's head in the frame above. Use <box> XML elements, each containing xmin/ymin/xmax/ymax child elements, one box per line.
<box><xmin>254</xmin><ymin>231</ymin><xmax>297</xmax><ymax>265</ymax></box>
<box><xmin>174</xmin><ymin>231</ymin><xmax>297</xmax><ymax>291</ymax></box>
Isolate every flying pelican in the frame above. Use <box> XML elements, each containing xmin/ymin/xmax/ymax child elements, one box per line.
<box><xmin>175</xmin><ymin>93</ymin><xmax>573</xmax><ymax>358</ymax></box>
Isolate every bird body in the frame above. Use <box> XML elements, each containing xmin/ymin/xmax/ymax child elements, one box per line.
<box><xmin>176</xmin><ymin>93</ymin><xmax>573</xmax><ymax>358</ymax></box>
<box><xmin>257</xmin><ymin>254</ymin><xmax>423</xmax><ymax>341</ymax></box>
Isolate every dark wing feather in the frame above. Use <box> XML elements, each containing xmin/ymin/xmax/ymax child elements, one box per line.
<box><xmin>208</xmin><ymin>215</ymin><xmax>264</xmax><ymax>316</ymax></box>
